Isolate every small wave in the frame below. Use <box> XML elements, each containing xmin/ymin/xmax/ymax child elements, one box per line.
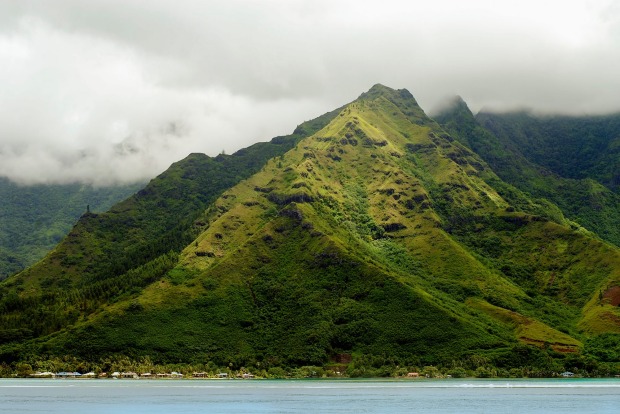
<box><xmin>451</xmin><ymin>382</ymin><xmax>620</xmax><ymax>389</ymax></box>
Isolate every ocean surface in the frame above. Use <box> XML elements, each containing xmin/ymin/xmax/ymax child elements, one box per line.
<box><xmin>1</xmin><ymin>378</ymin><xmax>618</xmax><ymax>413</ymax></box>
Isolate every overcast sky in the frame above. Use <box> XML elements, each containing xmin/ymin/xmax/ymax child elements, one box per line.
<box><xmin>1</xmin><ymin>0</ymin><xmax>619</xmax><ymax>185</ymax></box>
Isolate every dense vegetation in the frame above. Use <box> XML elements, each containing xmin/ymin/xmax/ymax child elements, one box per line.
<box><xmin>0</xmin><ymin>179</ymin><xmax>142</xmax><ymax>279</ymax></box>
<box><xmin>0</xmin><ymin>105</ymin><xmax>343</xmax><ymax>358</ymax></box>
<box><xmin>0</xmin><ymin>85</ymin><xmax>619</xmax><ymax>377</ymax></box>
<box><xmin>435</xmin><ymin>98</ymin><xmax>620</xmax><ymax>247</ymax></box>
<box><xmin>477</xmin><ymin>111</ymin><xmax>620</xmax><ymax>190</ymax></box>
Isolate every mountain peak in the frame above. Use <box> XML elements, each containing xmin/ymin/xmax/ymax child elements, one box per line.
<box><xmin>433</xmin><ymin>95</ymin><xmax>484</xmax><ymax>151</ymax></box>
<box><xmin>358</xmin><ymin>84</ymin><xmax>414</xmax><ymax>102</ymax></box>
<box><xmin>355</xmin><ymin>84</ymin><xmax>428</xmax><ymax>126</ymax></box>
<box><xmin>434</xmin><ymin>95</ymin><xmax>473</xmax><ymax>118</ymax></box>
<box><xmin>360</xmin><ymin>83</ymin><xmax>396</xmax><ymax>97</ymax></box>
<box><xmin>3</xmin><ymin>83</ymin><xmax>620</xmax><ymax>376</ymax></box>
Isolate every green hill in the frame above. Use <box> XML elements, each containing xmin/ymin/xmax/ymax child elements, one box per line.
<box><xmin>0</xmin><ymin>104</ymin><xmax>343</xmax><ymax>345</ymax></box>
<box><xmin>0</xmin><ymin>179</ymin><xmax>142</xmax><ymax>280</ymax></box>
<box><xmin>477</xmin><ymin>110</ymin><xmax>620</xmax><ymax>191</ymax></box>
<box><xmin>1</xmin><ymin>85</ymin><xmax>619</xmax><ymax>377</ymax></box>
<box><xmin>435</xmin><ymin>97</ymin><xmax>620</xmax><ymax>247</ymax></box>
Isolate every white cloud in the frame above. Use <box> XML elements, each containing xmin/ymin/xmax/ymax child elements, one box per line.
<box><xmin>0</xmin><ymin>0</ymin><xmax>619</xmax><ymax>184</ymax></box>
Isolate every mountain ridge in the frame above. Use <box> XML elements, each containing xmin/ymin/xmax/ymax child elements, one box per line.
<box><xmin>0</xmin><ymin>179</ymin><xmax>143</xmax><ymax>280</ymax></box>
<box><xmin>1</xmin><ymin>85</ymin><xmax>619</xmax><ymax>376</ymax></box>
<box><xmin>435</xmin><ymin>96</ymin><xmax>620</xmax><ymax>247</ymax></box>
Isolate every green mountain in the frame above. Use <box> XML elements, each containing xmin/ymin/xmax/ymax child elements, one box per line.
<box><xmin>0</xmin><ymin>179</ymin><xmax>143</xmax><ymax>280</ymax></box>
<box><xmin>434</xmin><ymin>98</ymin><xmax>620</xmax><ymax>247</ymax></box>
<box><xmin>1</xmin><ymin>85</ymin><xmax>619</xmax><ymax>376</ymax></box>
<box><xmin>0</xmin><ymin>105</ymin><xmax>342</xmax><ymax>346</ymax></box>
<box><xmin>477</xmin><ymin>110</ymin><xmax>620</xmax><ymax>191</ymax></box>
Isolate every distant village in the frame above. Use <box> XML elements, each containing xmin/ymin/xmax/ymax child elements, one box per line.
<box><xmin>28</xmin><ymin>370</ymin><xmax>581</xmax><ymax>379</ymax></box>
<box><xmin>30</xmin><ymin>371</ymin><xmax>255</xmax><ymax>379</ymax></box>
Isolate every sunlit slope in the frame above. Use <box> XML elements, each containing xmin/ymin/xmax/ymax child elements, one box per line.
<box><xmin>36</xmin><ymin>85</ymin><xmax>620</xmax><ymax>367</ymax></box>
<box><xmin>0</xmin><ymin>105</ymin><xmax>343</xmax><ymax>344</ymax></box>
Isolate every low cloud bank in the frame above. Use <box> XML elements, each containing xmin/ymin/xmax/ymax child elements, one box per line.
<box><xmin>1</xmin><ymin>0</ymin><xmax>618</xmax><ymax>184</ymax></box>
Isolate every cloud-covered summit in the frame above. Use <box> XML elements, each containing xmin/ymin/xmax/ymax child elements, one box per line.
<box><xmin>1</xmin><ymin>0</ymin><xmax>619</xmax><ymax>185</ymax></box>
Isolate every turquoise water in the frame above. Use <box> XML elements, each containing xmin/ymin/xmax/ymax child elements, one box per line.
<box><xmin>1</xmin><ymin>378</ymin><xmax>618</xmax><ymax>413</ymax></box>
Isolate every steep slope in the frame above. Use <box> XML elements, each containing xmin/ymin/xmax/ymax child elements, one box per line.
<box><xmin>0</xmin><ymin>179</ymin><xmax>142</xmax><ymax>280</ymax></box>
<box><xmin>0</xmin><ymin>106</ymin><xmax>342</xmax><ymax>345</ymax></box>
<box><xmin>435</xmin><ymin>97</ymin><xmax>620</xmax><ymax>247</ymax></box>
<box><xmin>476</xmin><ymin>110</ymin><xmax>620</xmax><ymax>191</ymax></box>
<box><xmin>6</xmin><ymin>85</ymin><xmax>618</xmax><ymax>371</ymax></box>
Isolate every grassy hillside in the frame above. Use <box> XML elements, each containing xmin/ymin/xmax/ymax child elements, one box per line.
<box><xmin>435</xmin><ymin>97</ymin><xmax>620</xmax><ymax>247</ymax></box>
<box><xmin>2</xmin><ymin>85</ymin><xmax>620</xmax><ymax>376</ymax></box>
<box><xmin>0</xmin><ymin>105</ymin><xmax>342</xmax><ymax>345</ymax></box>
<box><xmin>1</xmin><ymin>85</ymin><xmax>619</xmax><ymax>376</ymax></box>
<box><xmin>0</xmin><ymin>179</ymin><xmax>142</xmax><ymax>280</ymax></box>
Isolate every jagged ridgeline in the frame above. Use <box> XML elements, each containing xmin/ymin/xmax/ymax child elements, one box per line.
<box><xmin>0</xmin><ymin>104</ymin><xmax>343</xmax><ymax>351</ymax></box>
<box><xmin>435</xmin><ymin>97</ymin><xmax>620</xmax><ymax>248</ymax></box>
<box><xmin>1</xmin><ymin>85</ymin><xmax>619</xmax><ymax>371</ymax></box>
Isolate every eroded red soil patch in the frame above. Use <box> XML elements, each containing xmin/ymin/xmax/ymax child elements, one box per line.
<box><xmin>519</xmin><ymin>337</ymin><xmax>579</xmax><ymax>353</ymax></box>
<box><xmin>603</xmin><ymin>286</ymin><xmax>620</xmax><ymax>306</ymax></box>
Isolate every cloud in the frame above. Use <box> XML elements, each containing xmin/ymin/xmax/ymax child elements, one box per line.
<box><xmin>1</xmin><ymin>0</ymin><xmax>619</xmax><ymax>184</ymax></box>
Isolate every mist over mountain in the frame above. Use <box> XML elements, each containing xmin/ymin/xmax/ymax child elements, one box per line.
<box><xmin>2</xmin><ymin>1</ymin><xmax>620</xmax><ymax>186</ymax></box>
<box><xmin>1</xmin><ymin>85</ymin><xmax>618</xmax><ymax>377</ymax></box>
<box><xmin>435</xmin><ymin>97</ymin><xmax>620</xmax><ymax>247</ymax></box>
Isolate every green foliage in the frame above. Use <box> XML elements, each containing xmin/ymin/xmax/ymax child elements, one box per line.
<box><xmin>0</xmin><ymin>104</ymin><xmax>342</xmax><ymax>347</ymax></box>
<box><xmin>1</xmin><ymin>84</ymin><xmax>619</xmax><ymax>377</ymax></box>
<box><xmin>0</xmin><ymin>251</ymin><xmax>178</xmax><ymax>345</ymax></box>
<box><xmin>436</xmin><ymin>101</ymin><xmax>620</xmax><ymax>247</ymax></box>
<box><xmin>0</xmin><ymin>178</ymin><xmax>142</xmax><ymax>279</ymax></box>
<box><xmin>478</xmin><ymin>111</ymin><xmax>620</xmax><ymax>190</ymax></box>
<box><xmin>584</xmin><ymin>334</ymin><xmax>620</xmax><ymax>362</ymax></box>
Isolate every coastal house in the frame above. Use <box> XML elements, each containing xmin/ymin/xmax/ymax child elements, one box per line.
<box><xmin>561</xmin><ymin>371</ymin><xmax>574</xmax><ymax>377</ymax></box>
<box><xmin>407</xmin><ymin>372</ymin><xmax>420</xmax><ymax>378</ymax></box>
<box><xmin>217</xmin><ymin>372</ymin><xmax>229</xmax><ymax>378</ymax></box>
<box><xmin>31</xmin><ymin>371</ymin><xmax>55</xmax><ymax>378</ymax></box>
<box><xmin>55</xmin><ymin>372</ymin><xmax>81</xmax><ymax>378</ymax></box>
